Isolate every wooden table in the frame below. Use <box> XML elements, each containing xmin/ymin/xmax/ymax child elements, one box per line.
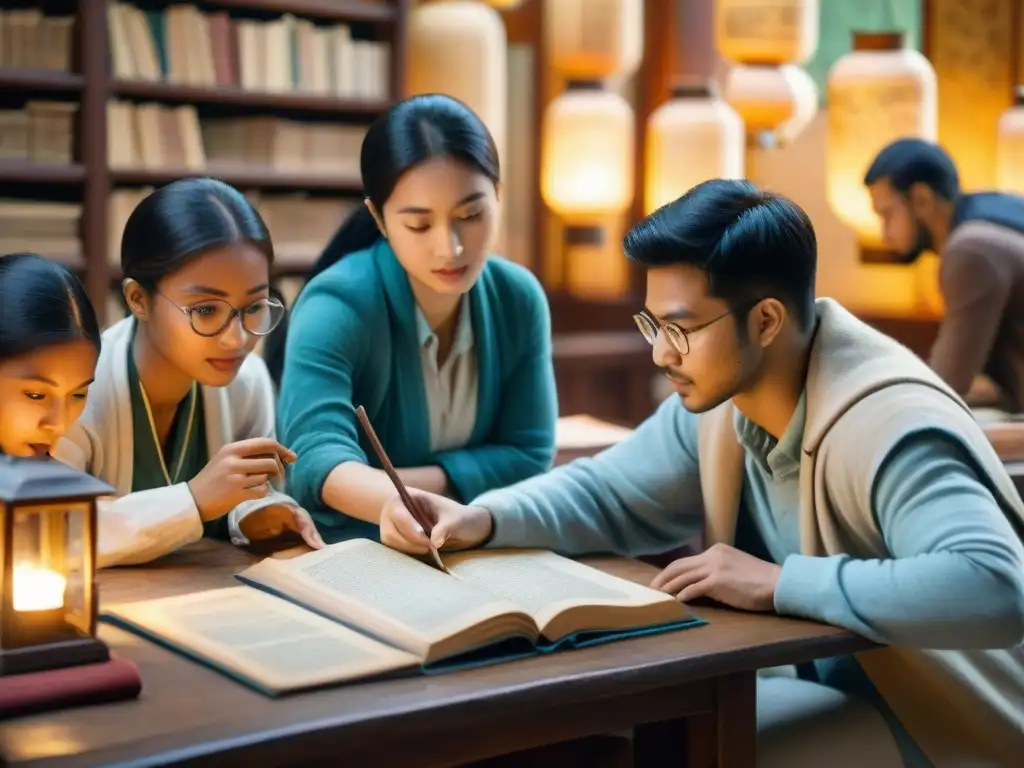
<box><xmin>0</xmin><ymin>542</ymin><xmax>874</xmax><ymax>768</ymax></box>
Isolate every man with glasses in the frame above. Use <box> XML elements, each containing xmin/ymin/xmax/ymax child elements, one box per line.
<box><xmin>379</xmin><ymin>179</ymin><xmax>1024</xmax><ymax>766</ymax></box>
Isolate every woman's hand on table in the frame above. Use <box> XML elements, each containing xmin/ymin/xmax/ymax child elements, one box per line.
<box><xmin>188</xmin><ymin>438</ymin><xmax>296</xmax><ymax>521</ymax></box>
<box><xmin>240</xmin><ymin>504</ymin><xmax>325</xmax><ymax>549</ymax></box>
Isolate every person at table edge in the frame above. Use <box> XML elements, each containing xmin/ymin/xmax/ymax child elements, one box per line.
<box><xmin>263</xmin><ymin>94</ymin><xmax>557</xmax><ymax>545</ymax></box>
<box><xmin>866</xmin><ymin>137</ymin><xmax>1024</xmax><ymax>413</ymax></box>
<box><xmin>55</xmin><ymin>179</ymin><xmax>324</xmax><ymax>568</ymax></box>
<box><xmin>379</xmin><ymin>180</ymin><xmax>1024</xmax><ymax>767</ymax></box>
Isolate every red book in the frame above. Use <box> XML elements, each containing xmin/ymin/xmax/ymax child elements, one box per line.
<box><xmin>0</xmin><ymin>656</ymin><xmax>142</xmax><ymax>719</ymax></box>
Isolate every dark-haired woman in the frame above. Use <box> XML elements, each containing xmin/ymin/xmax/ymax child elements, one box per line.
<box><xmin>0</xmin><ymin>253</ymin><xmax>100</xmax><ymax>458</ymax></box>
<box><xmin>54</xmin><ymin>178</ymin><xmax>324</xmax><ymax>568</ymax></box>
<box><xmin>264</xmin><ymin>94</ymin><xmax>556</xmax><ymax>544</ymax></box>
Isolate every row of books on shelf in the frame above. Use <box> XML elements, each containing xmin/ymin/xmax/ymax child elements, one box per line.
<box><xmin>108</xmin><ymin>100</ymin><xmax>366</xmax><ymax>175</ymax></box>
<box><xmin>108</xmin><ymin>188</ymin><xmax>355</xmax><ymax>265</ymax></box>
<box><xmin>0</xmin><ymin>199</ymin><xmax>79</xmax><ymax>265</ymax></box>
<box><xmin>0</xmin><ymin>102</ymin><xmax>77</xmax><ymax>165</ymax></box>
<box><xmin>0</xmin><ymin>192</ymin><xmax>354</xmax><ymax>272</ymax></box>
<box><xmin>0</xmin><ymin>10</ymin><xmax>74</xmax><ymax>72</ymax></box>
<box><xmin>109</xmin><ymin>1</ymin><xmax>390</xmax><ymax>99</ymax></box>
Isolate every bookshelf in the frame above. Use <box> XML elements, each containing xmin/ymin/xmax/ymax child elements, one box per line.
<box><xmin>0</xmin><ymin>0</ymin><xmax>409</xmax><ymax>325</ymax></box>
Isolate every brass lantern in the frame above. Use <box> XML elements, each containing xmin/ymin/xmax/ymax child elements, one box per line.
<box><xmin>0</xmin><ymin>456</ymin><xmax>114</xmax><ymax>676</ymax></box>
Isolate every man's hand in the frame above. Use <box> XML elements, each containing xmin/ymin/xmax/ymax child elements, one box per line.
<box><xmin>650</xmin><ymin>543</ymin><xmax>781</xmax><ymax>612</ymax></box>
<box><xmin>239</xmin><ymin>504</ymin><xmax>326</xmax><ymax>550</ymax></box>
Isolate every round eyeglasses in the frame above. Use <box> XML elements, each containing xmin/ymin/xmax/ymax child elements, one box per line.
<box><xmin>161</xmin><ymin>294</ymin><xmax>286</xmax><ymax>338</ymax></box>
<box><xmin>633</xmin><ymin>307</ymin><xmax>740</xmax><ymax>356</ymax></box>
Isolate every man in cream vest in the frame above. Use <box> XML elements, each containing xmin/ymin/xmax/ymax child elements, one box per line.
<box><xmin>379</xmin><ymin>179</ymin><xmax>1024</xmax><ymax>767</ymax></box>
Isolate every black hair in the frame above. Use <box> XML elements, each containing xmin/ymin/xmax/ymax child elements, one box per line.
<box><xmin>624</xmin><ymin>179</ymin><xmax>817</xmax><ymax>329</ymax></box>
<box><xmin>263</xmin><ymin>93</ymin><xmax>501</xmax><ymax>385</ymax></box>
<box><xmin>0</xmin><ymin>253</ymin><xmax>101</xmax><ymax>363</ymax></box>
<box><xmin>121</xmin><ymin>177</ymin><xmax>274</xmax><ymax>292</ymax></box>
<box><xmin>863</xmin><ymin>138</ymin><xmax>960</xmax><ymax>201</ymax></box>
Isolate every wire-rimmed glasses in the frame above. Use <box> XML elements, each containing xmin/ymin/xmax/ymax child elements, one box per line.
<box><xmin>161</xmin><ymin>294</ymin><xmax>286</xmax><ymax>338</ymax></box>
<box><xmin>632</xmin><ymin>307</ymin><xmax>742</xmax><ymax>356</ymax></box>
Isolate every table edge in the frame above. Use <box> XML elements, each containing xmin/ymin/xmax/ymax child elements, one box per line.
<box><xmin>11</xmin><ymin>629</ymin><xmax>875</xmax><ymax>768</ymax></box>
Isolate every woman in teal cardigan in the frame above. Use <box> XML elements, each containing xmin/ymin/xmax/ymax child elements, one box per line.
<box><xmin>264</xmin><ymin>94</ymin><xmax>557</xmax><ymax>543</ymax></box>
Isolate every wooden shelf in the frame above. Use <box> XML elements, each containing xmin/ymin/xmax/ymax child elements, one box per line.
<box><xmin>0</xmin><ymin>68</ymin><xmax>84</xmax><ymax>92</ymax></box>
<box><xmin>110</xmin><ymin>167</ymin><xmax>363</xmax><ymax>192</ymax></box>
<box><xmin>0</xmin><ymin>159</ymin><xmax>85</xmax><ymax>184</ymax></box>
<box><xmin>206</xmin><ymin>0</ymin><xmax>395</xmax><ymax>22</ymax></box>
<box><xmin>4</xmin><ymin>0</ymin><xmax>405</xmax><ymax>325</ymax></box>
<box><xmin>112</xmin><ymin>80</ymin><xmax>389</xmax><ymax>116</ymax></box>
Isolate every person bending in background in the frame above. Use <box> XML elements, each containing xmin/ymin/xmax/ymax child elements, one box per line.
<box><xmin>865</xmin><ymin>137</ymin><xmax>1024</xmax><ymax>413</ymax></box>
<box><xmin>54</xmin><ymin>178</ymin><xmax>323</xmax><ymax>568</ymax></box>
<box><xmin>263</xmin><ymin>94</ymin><xmax>557</xmax><ymax>545</ymax></box>
<box><xmin>378</xmin><ymin>180</ymin><xmax>1024</xmax><ymax>767</ymax></box>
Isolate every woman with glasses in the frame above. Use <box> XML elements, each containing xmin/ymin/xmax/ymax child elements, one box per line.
<box><xmin>54</xmin><ymin>177</ymin><xmax>324</xmax><ymax>568</ymax></box>
<box><xmin>262</xmin><ymin>94</ymin><xmax>557</xmax><ymax>545</ymax></box>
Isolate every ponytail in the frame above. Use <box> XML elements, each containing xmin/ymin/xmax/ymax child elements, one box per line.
<box><xmin>263</xmin><ymin>205</ymin><xmax>382</xmax><ymax>386</ymax></box>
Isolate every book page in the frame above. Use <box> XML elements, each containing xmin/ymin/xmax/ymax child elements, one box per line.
<box><xmin>444</xmin><ymin>549</ymin><xmax>686</xmax><ymax>639</ymax></box>
<box><xmin>239</xmin><ymin>539</ymin><xmax>536</xmax><ymax>657</ymax></box>
<box><xmin>104</xmin><ymin>587</ymin><xmax>419</xmax><ymax>694</ymax></box>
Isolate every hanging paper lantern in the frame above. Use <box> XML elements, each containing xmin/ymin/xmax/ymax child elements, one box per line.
<box><xmin>997</xmin><ymin>88</ymin><xmax>1024</xmax><ymax>196</ymax></box>
<box><xmin>405</xmin><ymin>1</ymin><xmax>507</xmax><ymax>162</ymax></box>
<box><xmin>545</xmin><ymin>0</ymin><xmax>644</xmax><ymax>81</ymax></box>
<box><xmin>826</xmin><ymin>31</ymin><xmax>938</xmax><ymax>246</ymax></box>
<box><xmin>723</xmin><ymin>63</ymin><xmax>817</xmax><ymax>147</ymax></box>
<box><xmin>715</xmin><ymin>0</ymin><xmax>820</xmax><ymax>66</ymax></box>
<box><xmin>645</xmin><ymin>82</ymin><xmax>745</xmax><ymax>214</ymax></box>
<box><xmin>541</xmin><ymin>82</ymin><xmax>635</xmax><ymax>220</ymax></box>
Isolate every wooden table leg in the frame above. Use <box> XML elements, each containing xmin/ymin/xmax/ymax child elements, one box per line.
<box><xmin>712</xmin><ymin>671</ymin><xmax>756</xmax><ymax>767</ymax></box>
<box><xmin>633</xmin><ymin>671</ymin><xmax>757</xmax><ymax>768</ymax></box>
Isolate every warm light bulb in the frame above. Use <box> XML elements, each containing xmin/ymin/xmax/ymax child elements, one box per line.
<box><xmin>405</xmin><ymin>1</ymin><xmax>507</xmax><ymax>164</ymax></box>
<box><xmin>13</xmin><ymin>562</ymin><xmax>66</xmax><ymax>612</ymax></box>
<box><xmin>723</xmin><ymin>63</ymin><xmax>818</xmax><ymax>147</ymax></box>
<box><xmin>541</xmin><ymin>85</ymin><xmax>635</xmax><ymax>219</ymax></box>
<box><xmin>826</xmin><ymin>32</ymin><xmax>937</xmax><ymax>245</ymax></box>
<box><xmin>645</xmin><ymin>85</ymin><xmax>744</xmax><ymax>214</ymax></box>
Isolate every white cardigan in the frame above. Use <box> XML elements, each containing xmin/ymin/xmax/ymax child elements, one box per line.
<box><xmin>54</xmin><ymin>317</ymin><xmax>298</xmax><ymax>568</ymax></box>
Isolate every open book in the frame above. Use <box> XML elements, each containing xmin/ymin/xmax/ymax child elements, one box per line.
<box><xmin>101</xmin><ymin>539</ymin><xmax>704</xmax><ymax>696</ymax></box>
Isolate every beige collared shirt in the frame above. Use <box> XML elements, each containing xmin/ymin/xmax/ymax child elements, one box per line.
<box><xmin>416</xmin><ymin>300</ymin><xmax>478</xmax><ymax>452</ymax></box>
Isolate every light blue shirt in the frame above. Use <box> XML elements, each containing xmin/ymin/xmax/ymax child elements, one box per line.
<box><xmin>734</xmin><ymin>394</ymin><xmax>932</xmax><ymax>768</ymax></box>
